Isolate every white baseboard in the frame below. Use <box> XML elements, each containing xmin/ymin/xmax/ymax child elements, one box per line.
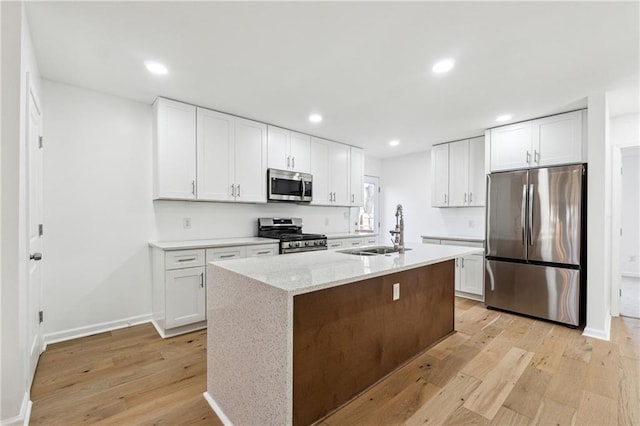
<box><xmin>621</xmin><ymin>271</ymin><xmax>640</xmax><ymax>278</ymax></box>
<box><xmin>583</xmin><ymin>314</ymin><xmax>612</xmax><ymax>341</ymax></box>
<box><xmin>203</xmin><ymin>392</ymin><xmax>233</xmax><ymax>426</ymax></box>
<box><xmin>1</xmin><ymin>392</ymin><xmax>30</xmax><ymax>426</ymax></box>
<box><xmin>43</xmin><ymin>313</ymin><xmax>152</xmax><ymax>346</ymax></box>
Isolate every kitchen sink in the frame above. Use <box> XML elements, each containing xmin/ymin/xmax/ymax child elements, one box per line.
<box><xmin>337</xmin><ymin>246</ymin><xmax>412</xmax><ymax>256</ymax></box>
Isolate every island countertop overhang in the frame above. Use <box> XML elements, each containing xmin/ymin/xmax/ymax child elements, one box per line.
<box><xmin>208</xmin><ymin>244</ymin><xmax>483</xmax><ymax>296</ymax></box>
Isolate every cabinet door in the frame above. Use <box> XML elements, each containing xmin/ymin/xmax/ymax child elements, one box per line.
<box><xmin>154</xmin><ymin>99</ymin><xmax>196</xmax><ymax>200</ymax></box>
<box><xmin>310</xmin><ymin>137</ymin><xmax>331</xmax><ymax>205</ymax></box>
<box><xmin>468</xmin><ymin>136</ymin><xmax>486</xmax><ymax>206</ymax></box>
<box><xmin>197</xmin><ymin>108</ymin><xmax>235</xmax><ymax>201</ymax></box>
<box><xmin>330</xmin><ymin>142</ymin><xmax>351</xmax><ymax>206</ymax></box>
<box><xmin>533</xmin><ymin>110</ymin><xmax>584</xmax><ymax>167</ymax></box>
<box><xmin>165</xmin><ymin>267</ymin><xmax>206</xmax><ymax>329</ymax></box>
<box><xmin>234</xmin><ymin>118</ymin><xmax>267</xmax><ymax>203</ymax></box>
<box><xmin>454</xmin><ymin>258</ymin><xmax>462</xmax><ymax>291</ymax></box>
<box><xmin>431</xmin><ymin>144</ymin><xmax>449</xmax><ymax>207</ymax></box>
<box><xmin>449</xmin><ymin>140</ymin><xmax>470</xmax><ymax>206</ymax></box>
<box><xmin>246</xmin><ymin>244</ymin><xmax>279</xmax><ymax>257</ymax></box>
<box><xmin>327</xmin><ymin>239</ymin><xmax>344</xmax><ymax>249</ymax></box>
<box><xmin>267</xmin><ymin>125</ymin><xmax>289</xmax><ymax>171</ymax></box>
<box><xmin>490</xmin><ymin>122</ymin><xmax>532</xmax><ymax>172</ymax></box>
<box><xmin>349</xmin><ymin>147</ymin><xmax>365</xmax><ymax>206</ymax></box>
<box><xmin>290</xmin><ymin>131</ymin><xmax>311</xmax><ymax>173</ymax></box>
<box><xmin>459</xmin><ymin>254</ymin><xmax>484</xmax><ymax>296</ymax></box>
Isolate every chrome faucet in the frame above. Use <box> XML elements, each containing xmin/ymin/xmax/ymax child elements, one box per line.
<box><xmin>389</xmin><ymin>204</ymin><xmax>405</xmax><ymax>253</ymax></box>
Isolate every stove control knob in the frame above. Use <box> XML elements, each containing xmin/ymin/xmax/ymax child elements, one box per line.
<box><xmin>295</xmin><ymin>242</ymin><xmax>301</xmax><ymax>247</ymax></box>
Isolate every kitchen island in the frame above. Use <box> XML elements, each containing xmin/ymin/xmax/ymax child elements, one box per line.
<box><xmin>204</xmin><ymin>244</ymin><xmax>482</xmax><ymax>426</ymax></box>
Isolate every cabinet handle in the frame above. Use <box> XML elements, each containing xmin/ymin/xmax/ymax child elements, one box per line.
<box><xmin>464</xmin><ymin>193</ymin><xmax>467</xmax><ymax>204</ymax></box>
<box><xmin>200</xmin><ymin>272</ymin><xmax>204</xmax><ymax>288</ymax></box>
<box><xmin>191</xmin><ymin>180</ymin><xmax>195</xmax><ymax>195</ymax></box>
<box><xmin>177</xmin><ymin>257</ymin><xmax>197</xmax><ymax>262</ymax></box>
<box><xmin>526</xmin><ymin>150</ymin><xmax>531</xmax><ymax>164</ymax></box>
<box><xmin>351</xmin><ymin>194</ymin><xmax>355</xmax><ymax>203</ymax></box>
<box><xmin>351</xmin><ymin>241</ymin><xmax>360</xmax><ymax>246</ymax></box>
<box><xmin>469</xmin><ymin>192</ymin><xmax>473</xmax><ymax>204</ymax></box>
<box><xmin>256</xmin><ymin>250</ymin><xmax>270</xmax><ymax>255</ymax></box>
<box><xmin>461</xmin><ymin>258</ymin><xmax>465</xmax><ymax>268</ymax></box>
<box><xmin>455</xmin><ymin>258</ymin><xmax>459</xmax><ymax>267</ymax></box>
<box><xmin>231</xmin><ymin>184</ymin><xmax>235</xmax><ymax>197</ymax></box>
<box><xmin>292</xmin><ymin>157</ymin><xmax>295</xmax><ymax>169</ymax></box>
<box><xmin>444</xmin><ymin>194</ymin><xmax>447</xmax><ymax>204</ymax></box>
<box><xmin>287</xmin><ymin>156</ymin><xmax>290</xmax><ymax>168</ymax></box>
<box><xmin>237</xmin><ymin>184</ymin><xmax>241</xmax><ymax>198</ymax></box>
<box><xmin>534</xmin><ymin>150</ymin><xmax>539</xmax><ymax>163</ymax></box>
<box><xmin>220</xmin><ymin>254</ymin><xmax>236</xmax><ymax>259</ymax></box>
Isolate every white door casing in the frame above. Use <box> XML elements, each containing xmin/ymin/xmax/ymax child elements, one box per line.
<box><xmin>27</xmin><ymin>75</ymin><xmax>44</xmax><ymax>387</ymax></box>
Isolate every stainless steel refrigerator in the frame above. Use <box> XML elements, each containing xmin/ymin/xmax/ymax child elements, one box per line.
<box><xmin>485</xmin><ymin>164</ymin><xmax>586</xmax><ymax>326</ymax></box>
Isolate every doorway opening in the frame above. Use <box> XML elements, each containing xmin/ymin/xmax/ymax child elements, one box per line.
<box><xmin>619</xmin><ymin>146</ymin><xmax>640</xmax><ymax>318</ymax></box>
<box><xmin>357</xmin><ymin>176</ymin><xmax>380</xmax><ymax>235</ymax></box>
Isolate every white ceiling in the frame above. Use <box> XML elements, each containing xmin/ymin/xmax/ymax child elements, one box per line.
<box><xmin>26</xmin><ymin>1</ymin><xmax>639</xmax><ymax>158</ymax></box>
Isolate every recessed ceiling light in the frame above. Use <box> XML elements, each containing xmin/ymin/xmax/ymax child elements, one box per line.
<box><xmin>496</xmin><ymin>114</ymin><xmax>513</xmax><ymax>122</ymax></box>
<box><xmin>389</xmin><ymin>139</ymin><xmax>400</xmax><ymax>147</ymax></box>
<box><xmin>144</xmin><ymin>61</ymin><xmax>168</xmax><ymax>75</ymax></box>
<box><xmin>309</xmin><ymin>113</ymin><xmax>323</xmax><ymax>123</ymax></box>
<box><xmin>432</xmin><ymin>59</ymin><xmax>455</xmax><ymax>74</ymax></box>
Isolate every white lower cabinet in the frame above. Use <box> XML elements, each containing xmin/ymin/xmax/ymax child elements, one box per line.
<box><xmin>152</xmin><ymin>242</ymin><xmax>278</xmax><ymax>338</ymax></box>
<box><xmin>421</xmin><ymin>237</ymin><xmax>484</xmax><ymax>301</ymax></box>
<box><xmin>165</xmin><ymin>267</ymin><xmax>206</xmax><ymax>329</ymax></box>
<box><xmin>327</xmin><ymin>235</ymin><xmax>378</xmax><ymax>249</ymax></box>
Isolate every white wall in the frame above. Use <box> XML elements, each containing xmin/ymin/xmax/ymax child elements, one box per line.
<box><xmin>364</xmin><ymin>155</ymin><xmax>382</xmax><ymax>177</ymax></box>
<box><xmin>1</xmin><ymin>2</ymin><xmax>42</xmax><ymax>422</ymax></box>
<box><xmin>380</xmin><ymin>150</ymin><xmax>485</xmax><ymax>246</ymax></box>
<box><xmin>42</xmin><ymin>81</ymin><xmax>156</xmax><ymax>340</ymax></box>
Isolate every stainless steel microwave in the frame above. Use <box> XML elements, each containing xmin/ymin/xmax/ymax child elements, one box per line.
<box><xmin>267</xmin><ymin>169</ymin><xmax>312</xmax><ymax>203</ymax></box>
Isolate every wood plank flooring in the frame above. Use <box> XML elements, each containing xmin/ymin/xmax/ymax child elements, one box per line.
<box><xmin>30</xmin><ymin>299</ymin><xmax>640</xmax><ymax>425</ymax></box>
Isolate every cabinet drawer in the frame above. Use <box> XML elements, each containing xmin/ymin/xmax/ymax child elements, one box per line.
<box><xmin>206</xmin><ymin>247</ymin><xmax>245</xmax><ymax>261</ymax></box>
<box><xmin>246</xmin><ymin>244</ymin><xmax>279</xmax><ymax>257</ymax></box>
<box><xmin>327</xmin><ymin>240</ymin><xmax>344</xmax><ymax>249</ymax></box>
<box><xmin>345</xmin><ymin>239</ymin><xmax>363</xmax><ymax>247</ymax></box>
<box><xmin>362</xmin><ymin>236</ymin><xmax>377</xmax><ymax>245</ymax></box>
<box><xmin>165</xmin><ymin>249</ymin><xmax>206</xmax><ymax>270</ymax></box>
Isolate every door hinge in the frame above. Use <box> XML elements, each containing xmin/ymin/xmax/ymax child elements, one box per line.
<box><xmin>39</xmin><ymin>310</ymin><xmax>43</xmax><ymax>323</ymax></box>
<box><xmin>39</xmin><ymin>224</ymin><xmax>43</xmax><ymax>236</ymax></box>
<box><xmin>38</xmin><ymin>136</ymin><xmax>43</xmax><ymax>149</ymax></box>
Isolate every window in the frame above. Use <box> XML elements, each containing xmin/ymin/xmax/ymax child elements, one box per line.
<box><xmin>357</xmin><ymin>176</ymin><xmax>379</xmax><ymax>233</ymax></box>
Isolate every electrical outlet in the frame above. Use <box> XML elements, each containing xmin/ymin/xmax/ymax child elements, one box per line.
<box><xmin>183</xmin><ymin>217</ymin><xmax>192</xmax><ymax>229</ymax></box>
<box><xmin>468</xmin><ymin>219</ymin><xmax>475</xmax><ymax>228</ymax></box>
<box><xmin>393</xmin><ymin>283</ymin><xmax>400</xmax><ymax>301</ymax></box>
<box><xmin>343</xmin><ymin>211</ymin><xmax>349</xmax><ymax>219</ymax></box>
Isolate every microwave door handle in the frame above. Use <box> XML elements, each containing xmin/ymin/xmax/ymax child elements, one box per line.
<box><xmin>301</xmin><ymin>179</ymin><xmax>306</xmax><ymax>198</ymax></box>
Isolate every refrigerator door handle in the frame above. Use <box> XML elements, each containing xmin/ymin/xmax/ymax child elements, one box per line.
<box><xmin>521</xmin><ymin>184</ymin><xmax>527</xmax><ymax>244</ymax></box>
<box><xmin>528</xmin><ymin>184</ymin><xmax>534</xmax><ymax>246</ymax></box>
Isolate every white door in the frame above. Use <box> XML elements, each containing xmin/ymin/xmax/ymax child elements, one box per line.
<box><xmin>533</xmin><ymin>110</ymin><xmax>584</xmax><ymax>167</ymax></box>
<box><xmin>431</xmin><ymin>144</ymin><xmax>449</xmax><ymax>207</ymax></box>
<box><xmin>267</xmin><ymin>125</ymin><xmax>289</xmax><ymax>171</ymax></box>
<box><xmin>27</xmin><ymin>79</ymin><xmax>44</xmax><ymax>387</ymax></box>
<box><xmin>289</xmin><ymin>131</ymin><xmax>311</xmax><ymax>173</ymax></box>
<box><xmin>490</xmin><ymin>122</ymin><xmax>532</xmax><ymax>172</ymax></box>
<box><xmin>165</xmin><ymin>267</ymin><xmax>206</xmax><ymax>329</ymax></box>
<box><xmin>349</xmin><ymin>147</ymin><xmax>364</xmax><ymax>206</ymax></box>
<box><xmin>234</xmin><ymin>117</ymin><xmax>267</xmax><ymax>203</ymax></box>
<box><xmin>310</xmin><ymin>137</ymin><xmax>331</xmax><ymax>205</ymax></box>
<box><xmin>330</xmin><ymin>142</ymin><xmax>351</xmax><ymax>206</ymax></box>
<box><xmin>154</xmin><ymin>98</ymin><xmax>197</xmax><ymax>199</ymax></box>
<box><xmin>196</xmin><ymin>108</ymin><xmax>234</xmax><ymax>201</ymax></box>
<box><xmin>449</xmin><ymin>140</ymin><xmax>470</xmax><ymax>206</ymax></box>
<box><xmin>468</xmin><ymin>136</ymin><xmax>486</xmax><ymax>207</ymax></box>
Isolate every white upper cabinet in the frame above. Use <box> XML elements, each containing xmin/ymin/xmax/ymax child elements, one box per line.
<box><xmin>468</xmin><ymin>136</ymin><xmax>486</xmax><ymax>206</ymax></box>
<box><xmin>310</xmin><ymin>137</ymin><xmax>351</xmax><ymax>206</ymax></box>
<box><xmin>267</xmin><ymin>125</ymin><xmax>310</xmax><ymax>173</ymax></box>
<box><xmin>490</xmin><ymin>122</ymin><xmax>532</xmax><ymax>172</ymax></box>
<box><xmin>153</xmin><ymin>98</ymin><xmax>197</xmax><ymax>200</ymax></box>
<box><xmin>532</xmin><ymin>110</ymin><xmax>585</xmax><ymax>167</ymax></box>
<box><xmin>234</xmin><ymin>118</ymin><xmax>267</xmax><ymax>203</ymax></box>
<box><xmin>431</xmin><ymin>144</ymin><xmax>450</xmax><ymax>207</ymax></box>
<box><xmin>490</xmin><ymin>110</ymin><xmax>586</xmax><ymax>172</ymax></box>
<box><xmin>197</xmin><ymin>109</ymin><xmax>267</xmax><ymax>203</ymax></box>
<box><xmin>349</xmin><ymin>147</ymin><xmax>364</xmax><ymax>206</ymax></box>
<box><xmin>197</xmin><ymin>108</ymin><xmax>234</xmax><ymax>201</ymax></box>
<box><xmin>432</xmin><ymin>137</ymin><xmax>486</xmax><ymax>208</ymax></box>
<box><xmin>448</xmin><ymin>140</ymin><xmax>470</xmax><ymax>207</ymax></box>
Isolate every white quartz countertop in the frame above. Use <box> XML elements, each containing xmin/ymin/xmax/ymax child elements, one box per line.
<box><xmin>325</xmin><ymin>232</ymin><xmax>378</xmax><ymax>239</ymax></box>
<box><xmin>421</xmin><ymin>234</ymin><xmax>485</xmax><ymax>243</ymax></box>
<box><xmin>149</xmin><ymin>237</ymin><xmax>278</xmax><ymax>250</ymax></box>
<box><xmin>210</xmin><ymin>244</ymin><xmax>482</xmax><ymax>295</ymax></box>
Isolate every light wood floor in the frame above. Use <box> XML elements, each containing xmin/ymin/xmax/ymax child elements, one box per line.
<box><xmin>30</xmin><ymin>298</ymin><xmax>639</xmax><ymax>425</ymax></box>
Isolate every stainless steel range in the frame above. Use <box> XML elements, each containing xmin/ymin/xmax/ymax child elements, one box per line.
<box><xmin>258</xmin><ymin>218</ymin><xmax>327</xmax><ymax>254</ymax></box>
